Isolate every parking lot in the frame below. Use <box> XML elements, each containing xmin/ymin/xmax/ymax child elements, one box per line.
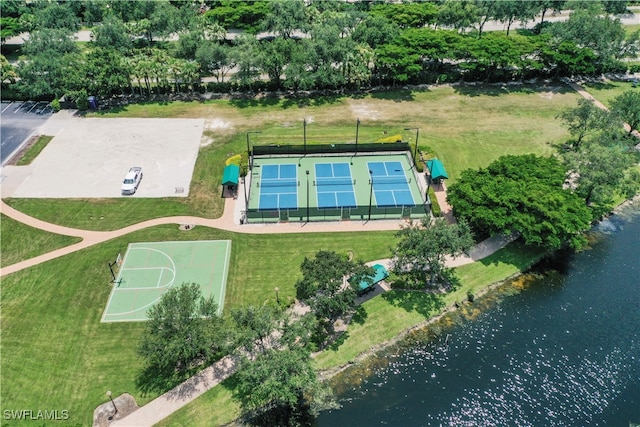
<box><xmin>1</xmin><ymin>101</ymin><xmax>54</xmax><ymax>165</ymax></box>
<box><xmin>1</xmin><ymin>111</ymin><xmax>204</xmax><ymax>198</ymax></box>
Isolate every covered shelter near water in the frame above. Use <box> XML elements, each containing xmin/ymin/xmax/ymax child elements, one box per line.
<box><xmin>221</xmin><ymin>164</ymin><xmax>240</xmax><ymax>198</ymax></box>
<box><xmin>350</xmin><ymin>264</ymin><xmax>389</xmax><ymax>296</ymax></box>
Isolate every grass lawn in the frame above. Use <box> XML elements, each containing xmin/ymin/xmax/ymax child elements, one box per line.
<box><xmin>0</xmin><ymin>214</ymin><xmax>81</xmax><ymax>267</ymax></box>
<box><xmin>582</xmin><ymin>80</ymin><xmax>638</xmax><ymax>108</ymax></box>
<box><xmin>0</xmin><ymin>222</ymin><xmax>395</xmax><ymax>426</ymax></box>
<box><xmin>15</xmin><ymin>135</ymin><xmax>53</xmax><ymax>165</ymax></box>
<box><xmin>4</xmin><ymin>84</ymin><xmax>579</xmax><ymax>230</ymax></box>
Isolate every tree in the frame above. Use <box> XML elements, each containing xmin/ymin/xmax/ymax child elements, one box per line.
<box><xmin>231</xmin><ymin>304</ymin><xmax>282</xmax><ymax>352</ymax></box>
<box><xmin>195</xmin><ymin>41</ymin><xmax>235</xmax><ymax>83</ymax></box>
<box><xmin>1</xmin><ymin>55</ymin><xmax>18</xmax><ymax>87</ymax></box>
<box><xmin>437</xmin><ymin>0</ymin><xmax>480</xmax><ymax>33</ymax></box>
<box><xmin>492</xmin><ymin>0</ymin><xmax>539</xmax><ymax>36</ymax></box>
<box><xmin>295</xmin><ymin>251</ymin><xmax>373</xmax><ymax>346</ymax></box>
<box><xmin>447</xmin><ymin>154</ymin><xmax>592</xmax><ymax>249</ymax></box>
<box><xmin>562</xmin><ymin>140</ymin><xmax>636</xmax><ymax>218</ymax></box>
<box><xmin>33</xmin><ymin>2</ymin><xmax>79</xmax><ymax>32</ymax></box>
<box><xmin>609</xmin><ymin>90</ymin><xmax>640</xmax><ymax>136</ymax></box>
<box><xmin>92</xmin><ymin>14</ymin><xmax>132</xmax><ymax>53</ymax></box>
<box><xmin>0</xmin><ymin>17</ymin><xmax>23</xmax><ymax>43</ymax></box>
<box><xmin>352</xmin><ymin>14</ymin><xmax>400</xmax><ymax>49</ymax></box>
<box><xmin>138</xmin><ymin>282</ymin><xmax>225</xmax><ymax>375</ymax></box>
<box><xmin>235</xmin><ymin>346</ymin><xmax>333</xmax><ymax>425</ymax></box>
<box><xmin>557</xmin><ymin>98</ymin><xmax>614</xmax><ymax>150</ymax></box>
<box><xmin>391</xmin><ymin>217</ymin><xmax>473</xmax><ymax>289</ymax></box>
<box><xmin>231</xmin><ymin>34</ymin><xmax>261</xmax><ymax>90</ymax></box>
<box><xmin>263</xmin><ymin>0</ymin><xmax>309</xmax><ymax>39</ymax></box>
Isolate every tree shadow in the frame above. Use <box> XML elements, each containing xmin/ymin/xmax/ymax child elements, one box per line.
<box><xmin>381</xmin><ymin>290</ymin><xmax>445</xmax><ymax>318</ymax></box>
<box><xmin>135</xmin><ymin>364</ymin><xmax>186</xmax><ymax>396</ymax></box>
<box><xmin>351</xmin><ymin>305</ymin><xmax>368</xmax><ymax>325</ymax></box>
<box><xmin>370</xmin><ymin>89</ymin><xmax>416</xmax><ymax>102</ymax></box>
<box><xmin>452</xmin><ymin>83</ymin><xmax>572</xmax><ymax>97</ymax></box>
<box><xmin>478</xmin><ymin>240</ymin><xmax>547</xmax><ymax>269</ymax></box>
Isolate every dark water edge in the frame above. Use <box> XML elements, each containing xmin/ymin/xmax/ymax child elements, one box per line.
<box><xmin>315</xmin><ymin>203</ymin><xmax>640</xmax><ymax>427</ymax></box>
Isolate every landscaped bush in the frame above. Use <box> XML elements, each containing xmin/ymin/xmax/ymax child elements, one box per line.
<box><xmin>428</xmin><ymin>187</ymin><xmax>441</xmax><ymax>217</ymax></box>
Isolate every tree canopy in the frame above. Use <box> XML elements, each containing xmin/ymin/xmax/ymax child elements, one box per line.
<box><xmin>447</xmin><ymin>154</ymin><xmax>592</xmax><ymax>249</ymax></box>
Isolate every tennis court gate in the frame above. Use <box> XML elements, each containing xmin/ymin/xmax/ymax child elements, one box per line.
<box><xmin>246</xmin><ymin>204</ymin><xmax>428</xmax><ymax>223</ymax></box>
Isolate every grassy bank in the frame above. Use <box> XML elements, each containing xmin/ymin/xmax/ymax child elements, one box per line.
<box><xmin>158</xmin><ymin>241</ymin><xmax>547</xmax><ymax>426</ymax></box>
<box><xmin>4</xmin><ymin>85</ymin><xmax>577</xmax><ymax>231</ymax></box>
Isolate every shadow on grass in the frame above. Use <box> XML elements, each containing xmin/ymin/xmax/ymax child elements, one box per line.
<box><xmin>351</xmin><ymin>305</ymin><xmax>368</xmax><ymax>325</ymax></box>
<box><xmin>136</xmin><ymin>364</ymin><xmax>187</xmax><ymax>396</ymax></box>
<box><xmin>452</xmin><ymin>83</ymin><xmax>573</xmax><ymax>97</ymax></box>
<box><xmin>327</xmin><ymin>330</ymin><xmax>350</xmax><ymax>352</ymax></box>
<box><xmin>478</xmin><ymin>240</ymin><xmax>547</xmax><ymax>269</ymax></box>
<box><xmin>381</xmin><ymin>290</ymin><xmax>445</xmax><ymax>318</ymax></box>
<box><xmin>370</xmin><ymin>89</ymin><xmax>417</xmax><ymax>102</ymax></box>
<box><xmin>583</xmin><ymin>81</ymin><xmax>618</xmax><ymax>90</ymax></box>
<box><xmin>228</xmin><ymin>93</ymin><xmax>344</xmax><ymax>109</ymax></box>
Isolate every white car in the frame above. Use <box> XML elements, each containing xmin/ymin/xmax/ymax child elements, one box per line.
<box><xmin>121</xmin><ymin>167</ymin><xmax>143</xmax><ymax>195</ymax></box>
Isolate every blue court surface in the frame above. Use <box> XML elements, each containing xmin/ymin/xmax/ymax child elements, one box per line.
<box><xmin>258</xmin><ymin>164</ymin><xmax>298</xmax><ymax>210</ymax></box>
<box><xmin>314</xmin><ymin>162</ymin><xmax>357</xmax><ymax>208</ymax></box>
<box><xmin>368</xmin><ymin>161</ymin><xmax>416</xmax><ymax>207</ymax></box>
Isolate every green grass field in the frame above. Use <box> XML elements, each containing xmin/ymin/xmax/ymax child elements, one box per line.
<box><xmin>582</xmin><ymin>80</ymin><xmax>638</xmax><ymax>108</ymax></box>
<box><xmin>4</xmin><ymin>85</ymin><xmax>579</xmax><ymax>231</ymax></box>
<box><xmin>0</xmin><ymin>214</ymin><xmax>81</xmax><ymax>267</ymax></box>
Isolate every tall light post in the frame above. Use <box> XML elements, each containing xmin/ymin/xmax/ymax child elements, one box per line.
<box><xmin>404</xmin><ymin>127</ymin><xmax>419</xmax><ymax>169</ymax></box>
<box><xmin>275</xmin><ymin>287</ymin><xmax>280</xmax><ymax>304</ymax></box>
<box><xmin>303</xmin><ymin>118</ymin><xmax>307</xmax><ymax>155</ymax></box>
<box><xmin>368</xmin><ymin>169</ymin><xmax>373</xmax><ymax>222</ymax></box>
<box><xmin>106</xmin><ymin>391</ymin><xmax>118</xmax><ymax>419</ymax></box>
<box><xmin>355</xmin><ymin>118</ymin><xmax>360</xmax><ymax>154</ymax></box>
<box><xmin>306</xmin><ymin>170</ymin><xmax>310</xmax><ymax>222</ymax></box>
<box><xmin>246</xmin><ymin>131</ymin><xmax>261</xmax><ymax>171</ymax></box>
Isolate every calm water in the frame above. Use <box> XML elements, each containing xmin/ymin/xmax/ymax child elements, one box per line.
<box><xmin>316</xmin><ymin>208</ymin><xmax>640</xmax><ymax>426</ymax></box>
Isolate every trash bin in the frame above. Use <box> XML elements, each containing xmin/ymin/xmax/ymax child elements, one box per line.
<box><xmin>88</xmin><ymin>96</ymin><xmax>98</xmax><ymax>109</ymax></box>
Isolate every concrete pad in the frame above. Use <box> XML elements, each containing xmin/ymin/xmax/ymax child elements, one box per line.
<box><xmin>5</xmin><ymin>113</ymin><xmax>204</xmax><ymax>198</ymax></box>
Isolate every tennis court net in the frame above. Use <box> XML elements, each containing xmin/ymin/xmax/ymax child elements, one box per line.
<box><xmin>314</xmin><ymin>178</ymin><xmax>356</xmax><ymax>186</ymax></box>
<box><xmin>258</xmin><ymin>179</ymin><xmax>299</xmax><ymax>188</ymax></box>
<box><xmin>371</xmin><ymin>176</ymin><xmax>412</xmax><ymax>185</ymax></box>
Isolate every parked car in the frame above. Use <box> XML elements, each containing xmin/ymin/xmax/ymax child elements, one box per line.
<box><xmin>121</xmin><ymin>167</ymin><xmax>143</xmax><ymax>195</ymax></box>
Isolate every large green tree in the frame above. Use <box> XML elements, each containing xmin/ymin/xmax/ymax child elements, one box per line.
<box><xmin>392</xmin><ymin>217</ymin><xmax>473</xmax><ymax>289</ymax></box>
<box><xmin>295</xmin><ymin>250</ymin><xmax>373</xmax><ymax>347</ymax></box>
<box><xmin>138</xmin><ymin>282</ymin><xmax>226</xmax><ymax>375</ymax></box>
<box><xmin>448</xmin><ymin>154</ymin><xmax>592</xmax><ymax>249</ymax></box>
<box><xmin>557</xmin><ymin>98</ymin><xmax>614</xmax><ymax>150</ymax></box>
<box><xmin>610</xmin><ymin>90</ymin><xmax>640</xmax><ymax>136</ymax></box>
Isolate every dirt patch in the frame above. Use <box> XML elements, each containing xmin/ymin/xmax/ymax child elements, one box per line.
<box><xmin>4</xmin><ymin>134</ymin><xmax>39</xmax><ymax>166</ymax></box>
<box><xmin>92</xmin><ymin>393</ymin><xmax>139</xmax><ymax>427</ymax></box>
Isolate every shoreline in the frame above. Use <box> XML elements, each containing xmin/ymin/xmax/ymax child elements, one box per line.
<box><xmin>318</xmin><ymin>193</ymin><xmax>640</xmax><ymax>382</ymax></box>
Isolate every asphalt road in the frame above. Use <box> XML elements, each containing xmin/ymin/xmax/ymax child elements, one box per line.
<box><xmin>0</xmin><ymin>101</ymin><xmax>53</xmax><ymax>165</ymax></box>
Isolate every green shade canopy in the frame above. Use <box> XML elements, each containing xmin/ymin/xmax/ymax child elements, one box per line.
<box><xmin>350</xmin><ymin>264</ymin><xmax>389</xmax><ymax>292</ymax></box>
<box><xmin>222</xmin><ymin>164</ymin><xmax>240</xmax><ymax>186</ymax></box>
<box><xmin>426</xmin><ymin>159</ymin><xmax>448</xmax><ymax>180</ymax></box>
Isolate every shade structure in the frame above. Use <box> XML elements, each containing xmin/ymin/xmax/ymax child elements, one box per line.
<box><xmin>426</xmin><ymin>159</ymin><xmax>448</xmax><ymax>180</ymax></box>
<box><xmin>350</xmin><ymin>263</ymin><xmax>389</xmax><ymax>294</ymax></box>
<box><xmin>222</xmin><ymin>164</ymin><xmax>240</xmax><ymax>186</ymax></box>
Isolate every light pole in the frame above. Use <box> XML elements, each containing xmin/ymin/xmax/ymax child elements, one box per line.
<box><xmin>275</xmin><ymin>287</ymin><xmax>280</xmax><ymax>304</ymax></box>
<box><xmin>355</xmin><ymin>118</ymin><xmax>360</xmax><ymax>154</ymax></box>
<box><xmin>303</xmin><ymin>118</ymin><xmax>307</xmax><ymax>155</ymax></box>
<box><xmin>306</xmin><ymin>170</ymin><xmax>310</xmax><ymax>222</ymax></box>
<box><xmin>368</xmin><ymin>170</ymin><xmax>373</xmax><ymax>222</ymax></box>
<box><xmin>246</xmin><ymin>131</ymin><xmax>261</xmax><ymax>171</ymax></box>
<box><xmin>404</xmin><ymin>127</ymin><xmax>419</xmax><ymax>169</ymax></box>
<box><xmin>106</xmin><ymin>391</ymin><xmax>118</xmax><ymax>419</ymax></box>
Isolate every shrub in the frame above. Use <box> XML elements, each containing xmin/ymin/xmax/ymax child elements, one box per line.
<box><xmin>50</xmin><ymin>99</ymin><xmax>61</xmax><ymax>112</ymax></box>
<box><xmin>428</xmin><ymin>186</ymin><xmax>441</xmax><ymax>217</ymax></box>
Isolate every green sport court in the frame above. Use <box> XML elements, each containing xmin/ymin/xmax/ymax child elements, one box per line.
<box><xmin>245</xmin><ymin>152</ymin><xmax>429</xmax><ymax>223</ymax></box>
<box><xmin>101</xmin><ymin>240</ymin><xmax>231</xmax><ymax>322</ymax></box>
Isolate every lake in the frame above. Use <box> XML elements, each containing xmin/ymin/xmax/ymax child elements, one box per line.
<box><xmin>316</xmin><ymin>206</ymin><xmax>640</xmax><ymax>426</ymax></box>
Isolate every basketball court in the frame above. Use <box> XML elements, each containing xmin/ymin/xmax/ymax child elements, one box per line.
<box><xmin>101</xmin><ymin>240</ymin><xmax>231</xmax><ymax>322</ymax></box>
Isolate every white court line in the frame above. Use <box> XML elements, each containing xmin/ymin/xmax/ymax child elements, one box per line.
<box><xmin>217</xmin><ymin>241</ymin><xmax>232</xmax><ymax>314</ymax></box>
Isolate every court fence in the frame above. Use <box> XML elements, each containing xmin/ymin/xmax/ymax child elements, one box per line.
<box><xmin>252</xmin><ymin>141</ymin><xmax>410</xmax><ymax>157</ymax></box>
<box><xmin>246</xmin><ymin>204</ymin><xmax>428</xmax><ymax>223</ymax></box>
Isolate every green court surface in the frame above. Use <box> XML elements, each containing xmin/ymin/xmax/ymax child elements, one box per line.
<box><xmin>246</xmin><ymin>153</ymin><xmax>428</xmax><ymax>223</ymax></box>
<box><xmin>101</xmin><ymin>240</ymin><xmax>231</xmax><ymax>322</ymax></box>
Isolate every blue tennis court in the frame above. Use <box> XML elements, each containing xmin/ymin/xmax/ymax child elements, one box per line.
<box><xmin>368</xmin><ymin>161</ymin><xmax>416</xmax><ymax>207</ymax></box>
<box><xmin>314</xmin><ymin>162</ymin><xmax>357</xmax><ymax>208</ymax></box>
<box><xmin>258</xmin><ymin>164</ymin><xmax>298</xmax><ymax>209</ymax></box>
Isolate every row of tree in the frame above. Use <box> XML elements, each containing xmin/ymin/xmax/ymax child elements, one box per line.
<box><xmin>1</xmin><ymin>0</ymin><xmax>638</xmax><ymax>101</ymax></box>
